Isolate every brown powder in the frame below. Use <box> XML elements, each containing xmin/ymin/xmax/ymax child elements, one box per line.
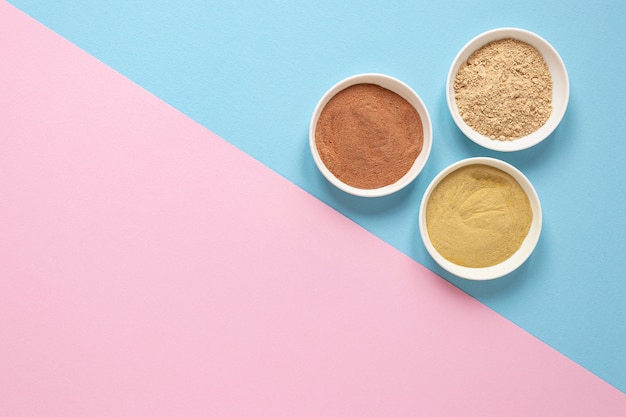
<box><xmin>454</xmin><ymin>38</ymin><xmax>552</xmax><ymax>141</ymax></box>
<box><xmin>425</xmin><ymin>164</ymin><xmax>532</xmax><ymax>268</ymax></box>
<box><xmin>315</xmin><ymin>83</ymin><xmax>423</xmax><ymax>189</ymax></box>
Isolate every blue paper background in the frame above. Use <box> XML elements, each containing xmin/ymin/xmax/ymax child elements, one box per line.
<box><xmin>9</xmin><ymin>0</ymin><xmax>626</xmax><ymax>393</ymax></box>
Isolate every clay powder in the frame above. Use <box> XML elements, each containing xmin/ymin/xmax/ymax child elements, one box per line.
<box><xmin>426</xmin><ymin>164</ymin><xmax>532</xmax><ymax>268</ymax></box>
<box><xmin>454</xmin><ymin>38</ymin><xmax>553</xmax><ymax>141</ymax></box>
<box><xmin>315</xmin><ymin>83</ymin><xmax>423</xmax><ymax>190</ymax></box>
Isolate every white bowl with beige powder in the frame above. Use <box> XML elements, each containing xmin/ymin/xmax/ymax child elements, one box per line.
<box><xmin>310</xmin><ymin>73</ymin><xmax>432</xmax><ymax>197</ymax></box>
<box><xmin>447</xmin><ymin>28</ymin><xmax>569</xmax><ymax>152</ymax></box>
<box><xmin>419</xmin><ymin>157</ymin><xmax>542</xmax><ymax>280</ymax></box>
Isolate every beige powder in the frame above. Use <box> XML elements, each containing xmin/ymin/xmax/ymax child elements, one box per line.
<box><xmin>454</xmin><ymin>38</ymin><xmax>552</xmax><ymax>141</ymax></box>
<box><xmin>426</xmin><ymin>164</ymin><xmax>532</xmax><ymax>268</ymax></box>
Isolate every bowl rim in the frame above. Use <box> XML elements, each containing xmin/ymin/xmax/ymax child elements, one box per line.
<box><xmin>309</xmin><ymin>73</ymin><xmax>432</xmax><ymax>197</ymax></box>
<box><xmin>418</xmin><ymin>157</ymin><xmax>542</xmax><ymax>280</ymax></box>
<box><xmin>446</xmin><ymin>27</ymin><xmax>570</xmax><ymax>152</ymax></box>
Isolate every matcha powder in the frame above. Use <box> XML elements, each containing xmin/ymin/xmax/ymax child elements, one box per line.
<box><xmin>426</xmin><ymin>164</ymin><xmax>533</xmax><ymax>268</ymax></box>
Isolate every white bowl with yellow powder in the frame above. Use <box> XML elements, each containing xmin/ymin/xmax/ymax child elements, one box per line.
<box><xmin>419</xmin><ymin>157</ymin><xmax>542</xmax><ymax>280</ymax></box>
<box><xmin>310</xmin><ymin>73</ymin><xmax>432</xmax><ymax>197</ymax></box>
<box><xmin>447</xmin><ymin>28</ymin><xmax>569</xmax><ymax>152</ymax></box>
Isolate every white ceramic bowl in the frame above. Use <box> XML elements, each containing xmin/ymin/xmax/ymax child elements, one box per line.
<box><xmin>310</xmin><ymin>73</ymin><xmax>432</xmax><ymax>197</ymax></box>
<box><xmin>419</xmin><ymin>157</ymin><xmax>542</xmax><ymax>280</ymax></box>
<box><xmin>446</xmin><ymin>28</ymin><xmax>569</xmax><ymax>152</ymax></box>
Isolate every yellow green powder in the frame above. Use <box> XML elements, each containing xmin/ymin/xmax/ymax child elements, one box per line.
<box><xmin>426</xmin><ymin>164</ymin><xmax>532</xmax><ymax>268</ymax></box>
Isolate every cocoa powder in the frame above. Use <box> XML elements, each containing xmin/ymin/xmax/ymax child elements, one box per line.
<box><xmin>315</xmin><ymin>83</ymin><xmax>423</xmax><ymax>190</ymax></box>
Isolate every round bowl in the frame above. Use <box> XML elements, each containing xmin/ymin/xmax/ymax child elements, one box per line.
<box><xmin>446</xmin><ymin>28</ymin><xmax>569</xmax><ymax>152</ymax></box>
<box><xmin>310</xmin><ymin>73</ymin><xmax>432</xmax><ymax>197</ymax></box>
<box><xmin>419</xmin><ymin>157</ymin><xmax>542</xmax><ymax>280</ymax></box>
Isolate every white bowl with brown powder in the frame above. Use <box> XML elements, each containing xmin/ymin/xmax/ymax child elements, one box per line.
<box><xmin>310</xmin><ymin>73</ymin><xmax>432</xmax><ymax>197</ymax></box>
<box><xmin>419</xmin><ymin>157</ymin><xmax>542</xmax><ymax>280</ymax></box>
<box><xmin>447</xmin><ymin>28</ymin><xmax>569</xmax><ymax>151</ymax></box>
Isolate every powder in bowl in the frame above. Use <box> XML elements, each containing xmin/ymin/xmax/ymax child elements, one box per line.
<box><xmin>454</xmin><ymin>38</ymin><xmax>553</xmax><ymax>141</ymax></box>
<box><xmin>315</xmin><ymin>83</ymin><xmax>424</xmax><ymax>190</ymax></box>
<box><xmin>425</xmin><ymin>164</ymin><xmax>532</xmax><ymax>268</ymax></box>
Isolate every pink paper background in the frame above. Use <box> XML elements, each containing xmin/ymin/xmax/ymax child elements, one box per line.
<box><xmin>1</xmin><ymin>2</ymin><xmax>624</xmax><ymax>415</ymax></box>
